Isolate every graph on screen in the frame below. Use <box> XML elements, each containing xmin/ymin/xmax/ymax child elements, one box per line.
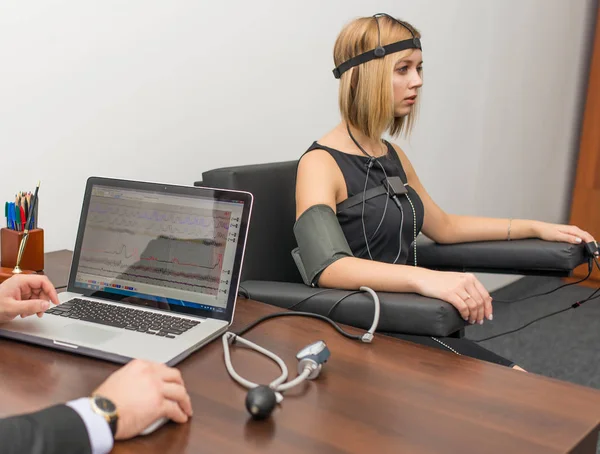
<box><xmin>78</xmin><ymin>199</ymin><xmax>236</xmax><ymax>296</ymax></box>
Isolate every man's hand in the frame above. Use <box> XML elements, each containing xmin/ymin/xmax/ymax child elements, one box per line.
<box><xmin>94</xmin><ymin>359</ymin><xmax>193</xmax><ymax>440</ymax></box>
<box><xmin>0</xmin><ymin>275</ymin><xmax>59</xmax><ymax>323</ymax></box>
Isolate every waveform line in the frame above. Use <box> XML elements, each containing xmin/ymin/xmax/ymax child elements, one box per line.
<box><xmin>86</xmin><ymin>216</ymin><xmax>231</xmax><ymax>235</ymax></box>
<box><xmin>85</xmin><ymin>225</ymin><xmax>227</xmax><ymax>245</ymax></box>
<box><xmin>80</xmin><ymin>244</ymin><xmax>223</xmax><ymax>270</ymax></box>
<box><xmin>81</xmin><ymin>244</ymin><xmax>223</xmax><ymax>270</ymax></box>
<box><xmin>89</xmin><ymin>204</ymin><xmax>232</xmax><ymax>228</ymax></box>
<box><xmin>79</xmin><ymin>257</ymin><xmax>221</xmax><ymax>282</ymax></box>
<box><xmin>141</xmin><ymin>255</ymin><xmax>221</xmax><ymax>270</ymax></box>
<box><xmin>78</xmin><ymin>265</ymin><xmax>220</xmax><ymax>293</ymax></box>
<box><xmin>81</xmin><ymin>245</ymin><xmax>138</xmax><ymax>260</ymax></box>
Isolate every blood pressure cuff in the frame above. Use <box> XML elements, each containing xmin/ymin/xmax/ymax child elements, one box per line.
<box><xmin>292</xmin><ymin>204</ymin><xmax>354</xmax><ymax>286</ymax></box>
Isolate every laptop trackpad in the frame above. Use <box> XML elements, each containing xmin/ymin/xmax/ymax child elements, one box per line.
<box><xmin>58</xmin><ymin>324</ymin><xmax>120</xmax><ymax>345</ymax></box>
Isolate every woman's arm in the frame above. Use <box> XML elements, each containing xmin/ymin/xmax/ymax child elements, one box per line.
<box><xmin>296</xmin><ymin>150</ymin><xmax>491</xmax><ymax>323</ymax></box>
<box><xmin>391</xmin><ymin>144</ymin><xmax>595</xmax><ymax>245</ymax></box>
<box><xmin>429</xmin><ymin>214</ymin><xmax>536</xmax><ymax>244</ymax></box>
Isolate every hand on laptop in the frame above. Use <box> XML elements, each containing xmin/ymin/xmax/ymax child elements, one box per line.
<box><xmin>94</xmin><ymin>359</ymin><xmax>193</xmax><ymax>440</ymax></box>
<box><xmin>0</xmin><ymin>275</ymin><xmax>59</xmax><ymax>323</ymax></box>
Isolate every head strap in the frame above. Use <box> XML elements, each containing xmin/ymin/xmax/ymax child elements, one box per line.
<box><xmin>332</xmin><ymin>13</ymin><xmax>422</xmax><ymax>79</ymax></box>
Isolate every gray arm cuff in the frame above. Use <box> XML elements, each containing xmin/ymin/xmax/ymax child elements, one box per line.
<box><xmin>292</xmin><ymin>204</ymin><xmax>353</xmax><ymax>286</ymax></box>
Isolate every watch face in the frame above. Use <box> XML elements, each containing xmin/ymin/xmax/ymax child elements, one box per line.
<box><xmin>95</xmin><ymin>396</ymin><xmax>116</xmax><ymax>414</ymax></box>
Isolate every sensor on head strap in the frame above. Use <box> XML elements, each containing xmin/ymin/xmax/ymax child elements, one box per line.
<box><xmin>332</xmin><ymin>13</ymin><xmax>422</xmax><ymax>79</ymax></box>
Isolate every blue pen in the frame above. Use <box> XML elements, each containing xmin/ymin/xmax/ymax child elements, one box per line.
<box><xmin>15</xmin><ymin>204</ymin><xmax>20</xmax><ymax>231</ymax></box>
<box><xmin>12</xmin><ymin>203</ymin><xmax>17</xmax><ymax>231</ymax></box>
<box><xmin>7</xmin><ymin>202</ymin><xmax>13</xmax><ymax>230</ymax></box>
<box><xmin>11</xmin><ymin>202</ymin><xmax>16</xmax><ymax>230</ymax></box>
<box><xmin>11</xmin><ymin>202</ymin><xmax>17</xmax><ymax>230</ymax></box>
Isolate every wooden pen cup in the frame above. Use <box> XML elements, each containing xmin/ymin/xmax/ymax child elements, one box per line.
<box><xmin>1</xmin><ymin>228</ymin><xmax>44</xmax><ymax>272</ymax></box>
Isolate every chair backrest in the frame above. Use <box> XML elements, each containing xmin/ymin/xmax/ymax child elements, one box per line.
<box><xmin>199</xmin><ymin>161</ymin><xmax>303</xmax><ymax>283</ymax></box>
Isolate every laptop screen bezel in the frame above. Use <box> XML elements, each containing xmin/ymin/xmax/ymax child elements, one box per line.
<box><xmin>66</xmin><ymin>176</ymin><xmax>253</xmax><ymax>323</ymax></box>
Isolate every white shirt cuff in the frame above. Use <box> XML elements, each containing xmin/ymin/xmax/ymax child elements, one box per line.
<box><xmin>66</xmin><ymin>398</ymin><xmax>114</xmax><ymax>454</ymax></box>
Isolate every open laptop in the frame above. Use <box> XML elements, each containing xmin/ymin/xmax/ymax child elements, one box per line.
<box><xmin>0</xmin><ymin>177</ymin><xmax>252</xmax><ymax>366</ymax></box>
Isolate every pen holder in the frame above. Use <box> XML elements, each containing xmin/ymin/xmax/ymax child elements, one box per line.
<box><xmin>1</xmin><ymin>228</ymin><xmax>44</xmax><ymax>272</ymax></box>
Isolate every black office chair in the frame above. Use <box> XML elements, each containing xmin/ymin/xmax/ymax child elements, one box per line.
<box><xmin>196</xmin><ymin>160</ymin><xmax>587</xmax><ymax>337</ymax></box>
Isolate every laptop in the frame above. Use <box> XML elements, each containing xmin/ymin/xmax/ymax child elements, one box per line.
<box><xmin>0</xmin><ymin>177</ymin><xmax>252</xmax><ymax>366</ymax></box>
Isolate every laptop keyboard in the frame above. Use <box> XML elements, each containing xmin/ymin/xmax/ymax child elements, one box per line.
<box><xmin>45</xmin><ymin>299</ymin><xmax>201</xmax><ymax>339</ymax></box>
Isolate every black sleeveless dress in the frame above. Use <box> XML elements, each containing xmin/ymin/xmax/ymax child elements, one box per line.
<box><xmin>306</xmin><ymin>140</ymin><xmax>424</xmax><ymax>265</ymax></box>
<box><xmin>303</xmin><ymin>141</ymin><xmax>514</xmax><ymax>367</ymax></box>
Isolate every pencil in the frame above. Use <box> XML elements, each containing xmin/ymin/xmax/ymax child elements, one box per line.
<box><xmin>25</xmin><ymin>181</ymin><xmax>40</xmax><ymax>231</ymax></box>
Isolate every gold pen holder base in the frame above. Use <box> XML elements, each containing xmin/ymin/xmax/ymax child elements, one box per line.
<box><xmin>0</xmin><ymin>228</ymin><xmax>44</xmax><ymax>272</ymax></box>
<box><xmin>0</xmin><ymin>267</ymin><xmax>36</xmax><ymax>283</ymax></box>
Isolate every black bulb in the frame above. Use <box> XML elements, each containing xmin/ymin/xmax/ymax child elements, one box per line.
<box><xmin>245</xmin><ymin>385</ymin><xmax>277</xmax><ymax>420</ymax></box>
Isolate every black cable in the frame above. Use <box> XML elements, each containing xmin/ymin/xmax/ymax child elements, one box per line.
<box><xmin>240</xmin><ymin>283</ymin><xmax>363</xmax><ymax>317</ymax></box>
<box><xmin>594</xmin><ymin>255</ymin><xmax>600</xmax><ymax>273</ymax></box>
<box><xmin>370</xmin><ymin>175</ymin><xmax>390</xmax><ymax>241</ymax></box>
<box><xmin>360</xmin><ymin>160</ymin><xmax>375</xmax><ymax>260</ymax></box>
<box><xmin>581</xmin><ymin>286</ymin><xmax>600</xmax><ymax>303</ymax></box>
<box><xmin>286</xmin><ymin>288</ymin><xmax>338</xmax><ymax>311</ymax></box>
<box><xmin>492</xmin><ymin>258</ymin><xmax>593</xmax><ymax>304</ymax></box>
<box><xmin>390</xmin><ymin>194</ymin><xmax>405</xmax><ymax>264</ymax></box>
<box><xmin>373</xmin><ymin>14</ymin><xmax>382</xmax><ymax>48</ymax></box>
<box><xmin>347</xmin><ymin>124</ymin><xmax>377</xmax><ymax>259</ymax></box>
<box><xmin>347</xmin><ymin>124</ymin><xmax>403</xmax><ymax>263</ymax></box>
<box><xmin>234</xmin><ymin>311</ymin><xmax>362</xmax><ymax>341</ymax></box>
<box><xmin>55</xmin><ymin>285</ymin><xmax>67</xmax><ymax>291</ymax></box>
<box><xmin>237</xmin><ymin>286</ymin><xmax>344</xmax><ymax>312</ymax></box>
<box><xmin>475</xmin><ymin>285</ymin><xmax>600</xmax><ymax>343</ymax></box>
<box><xmin>474</xmin><ymin>306</ymin><xmax>574</xmax><ymax>342</ymax></box>
<box><xmin>326</xmin><ymin>291</ymin><xmax>363</xmax><ymax>318</ymax></box>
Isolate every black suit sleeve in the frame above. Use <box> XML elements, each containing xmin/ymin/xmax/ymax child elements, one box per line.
<box><xmin>0</xmin><ymin>404</ymin><xmax>92</xmax><ymax>454</ymax></box>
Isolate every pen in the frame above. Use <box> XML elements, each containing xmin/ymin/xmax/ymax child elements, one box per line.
<box><xmin>26</xmin><ymin>181</ymin><xmax>40</xmax><ymax>231</ymax></box>
<box><xmin>12</xmin><ymin>181</ymin><xmax>41</xmax><ymax>274</ymax></box>
<box><xmin>26</xmin><ymin>193</ymin><xmax>31</xmax><ymax>224</ymax></box>
<box><xmin>19</xmin><ymin>206</ymin><xmax>26</xmax><ymax>231</ymax></box>
<box><xmin>14</xmin><ymin>204</ymin><xmax>20</xmax><ymax>231</ymax></box>
<box><xmin>8</xmin><ymin>202</ymin><xmax>14</xmax><ymax>230</ymax></box>
<box><xmin>33</xmin><ymin>195</ymin><xmax>38</xmax><ymax>229</ymax></box>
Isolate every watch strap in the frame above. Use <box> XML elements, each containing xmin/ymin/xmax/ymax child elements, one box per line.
<box><xmin>107</xmin><ymin>417</ymin><xmax>117</xmax><ymax>437</ymax></box>
<box><xmin>90</xmin><ymin>395</ymin><xmax>118</xmax><ymax>438</ymax></box>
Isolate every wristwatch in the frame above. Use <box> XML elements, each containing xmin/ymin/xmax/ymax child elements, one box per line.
<box><xmin>89</xmin><ymin>395</ymin><xmax>119</xmax><ymax>437</ymax></box>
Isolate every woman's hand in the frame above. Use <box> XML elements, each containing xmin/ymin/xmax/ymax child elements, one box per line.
<box><xmin>0</xmin><ymin>275</ymin><xmax>60</xmax><ymax>323</ymax></box>
<box><xmin>533</xmin><ymin>221</ymin><xmax>595</xmax><ymax>246</ymax></box>
<box><xmin>416</xmin><ymin>271</ymin><xmax>492</xmax><ymax>325</ymax></box>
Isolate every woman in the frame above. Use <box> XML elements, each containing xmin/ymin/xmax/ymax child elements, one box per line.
<box><xmin>295</xmin><ymin>14</ymin><xmax>595</xmax><ymax>369</ymax></box>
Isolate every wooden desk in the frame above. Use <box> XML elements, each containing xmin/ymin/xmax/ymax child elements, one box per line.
<box><xmin>0</xmin><ymin>251</ymin><xmax>599</xmax><ymax>453</ymax></box>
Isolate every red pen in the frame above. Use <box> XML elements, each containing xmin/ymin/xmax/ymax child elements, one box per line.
<box><xmin>19</xmin><ymin>206</ymin><xmax>26</xmax><ymax>231</ymax></box>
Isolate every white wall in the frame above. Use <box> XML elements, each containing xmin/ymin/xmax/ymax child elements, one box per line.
<box><xmin>0</xmin><ymin>0</ymin><xmax>596</xmax><ymax>289</ymax></box>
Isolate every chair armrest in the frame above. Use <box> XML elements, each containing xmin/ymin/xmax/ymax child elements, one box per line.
<box><xmin>239</xmin><ymin>281</ymin><xmax>465</xmax><ymax>337</ymax></box>
<box><xmin>416</xmin><ymin>237</ymin><xmax>587</xmax><ymax>277</ymax></box>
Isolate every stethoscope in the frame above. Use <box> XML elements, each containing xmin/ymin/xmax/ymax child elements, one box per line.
<box><xmin>222</xmin><ymin>286</ymin><xmax>381</xmax><ymax>419</ymax></box>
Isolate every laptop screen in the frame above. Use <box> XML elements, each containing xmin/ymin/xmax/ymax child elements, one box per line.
<box><xmin>67</xmin><ymin>178</ymin><xmax>252</xmax><ymax>321</ymax></box>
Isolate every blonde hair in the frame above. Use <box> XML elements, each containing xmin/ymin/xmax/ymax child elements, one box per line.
<box><xmin>334</xmin><ymin>15</ymin><xmax>421</xmax><ymax>141</ymax></box>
